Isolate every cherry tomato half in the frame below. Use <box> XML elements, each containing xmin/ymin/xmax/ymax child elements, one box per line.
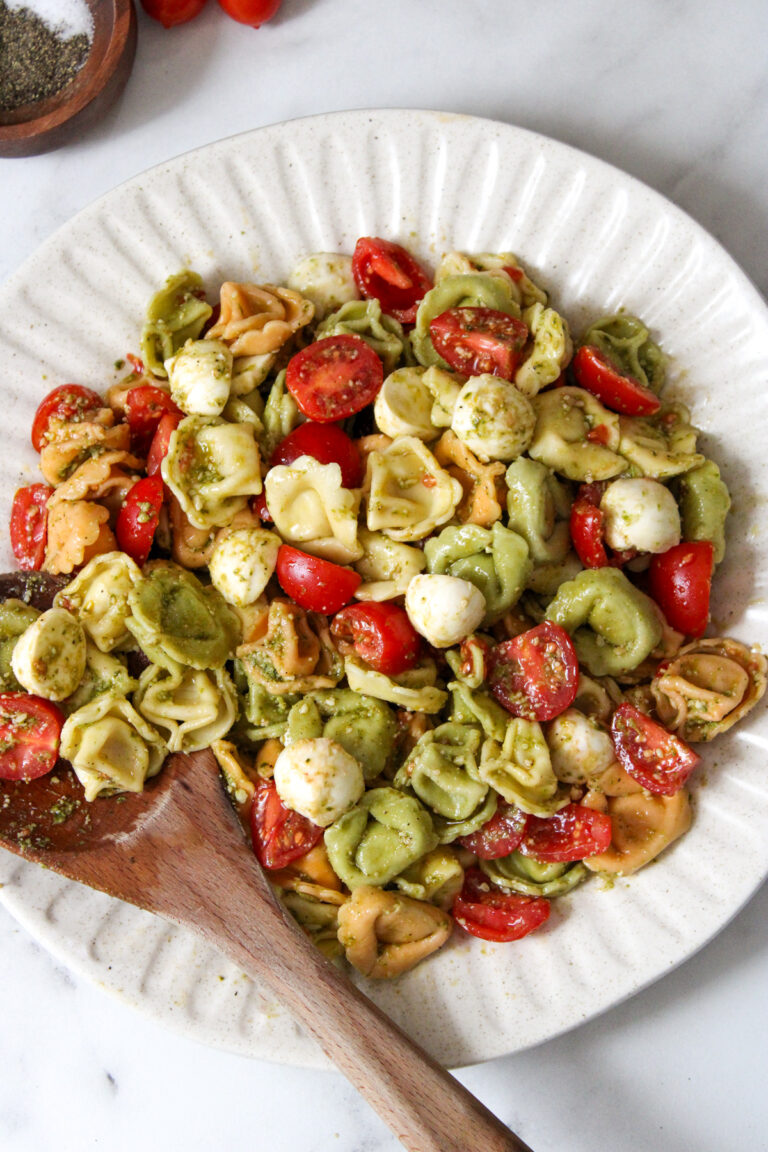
<box><xmin>271</xmin><ymin>421</ymin><xmax>363</xmax><ymax>488</ymax></box>
<box><xmin>610</xmin><ymin>703</ymin><xmax>700</xmax><ymax>796</ymax></box>
<box><xmin>250</xmin><ymin>775</ymin><xmax>323</xmax><ymax>870</ymax></box>
<box><xmin>648</xmin><ymin>541</ymin><xmax>714</xmax><ymax>637</ymax></box>
<box><xmin>519</xmin><ymin>804</ymin><xmax>613</xmax><ymax>863</ymax></box>
<box><xmin>251</xmin><ymin>492</ymin><xmax>272</xmax><ymax>523</ymax></box>
<box><xmin>352</xmin><ymin>237</ymin><xmax>432</xmax><ymax>324</ymax></box>
<box><xmin>569</xmin><ymin>483</ymin><xmax>634</xmax><ymax>569</ymax></box>
<box><xmin>285</xmin><ymin>335</ymin><xmax>384</xmax><ymax>423</ymax></box>
<box><xmin>217</xmin><ymin>0</ymin><xmax>282</xmax><ymax>24</ymax></box>
<box><xmin>146</xmin><ymin>410</ymin><xmax>184</xmax><ymax>477</ymax></box>
<box><xmin>489</xmin><ymin>622</ymin><xmax>579</xmax><ymax>722</ymax></box>
<box><xmin>10</xmin><ymin>484</ymin><xmax>53</xmax><ymax>571</ymax></box>
<box><xmin>31</xmin><ymin>384</ymin><xmax>103</xmax><ymax>452</ymax></box>
<box><xmin>140</xmin><ymin>0</ymin><xmax>208</xmax><ymax>27</ymax></box>
<box><xmin>458</xmin><ymin>801</ymin><xmax>528</xmax><ymax>860</ymax></box>
<box><xmin>276</xmin><ymin>545</ymin><xmax>361</xmax><ymax>614</ymax></box>
<box><xmin>125</xmin><ymin>385</ymin><xmax>184</xmax><ymax>457</ymax></box>
<box><xmin>429</xmin><ymin>307</ymin><xmax>529</xmax><ymax>380</ymax></box>
<box><xmin>0</xmin><ymin>694</ymin><xmax>64</xmax><ymax>781</ymax></box>
<box><xmin>572</xmin><ymin>345</ymin><xmax>661</xmax><ymax>417</ymax></box>
<box><xmin>116</xmin><ymin>476</ymin><xmax>165</xmax><ymax>567</ymax></box>
<box><xmin>331</xmin><ymin>602</ymin><xmax>422</xmax><ymax>676</ymax></box>
<box><xmin>452</xmin><ymin>866</ymin><xmax>550</xmax><ymax>943</ymax></box>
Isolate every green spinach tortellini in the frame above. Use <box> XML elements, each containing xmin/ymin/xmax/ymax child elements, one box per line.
<box><xmin>60</xmin><ymin>691</ymin><xmax>166</xmax><ymax>802</ymax></box>
<box><xmin>411</xmin><ymin>273</ymin><xmax>521</xmax><ymax>368</ymax></box>
<box><xmin>285</xmin><ymin>690</ymin><xmax>398</xmax><ymax>781</ymax></box>
<box><xmin>478</xmin><ymin>716</ymin><xmax>569</xmax><ymax>817</ymax></box>
<box><xmin>317</xmin><ymin>298</ymin><xmax>409</xmax><ymax>375</ymax></box>
<box><xmin>0</xmin><ymin>599</ymin><xmax>39</xmax><ymax>691</ymax></box>
<box><xmin>134</xmin><ymin>660</ymin><xmax>237</xmax><ymax>753</ymax></box>
<box><xmin>480</xmin><ymin>853</ymin><xmax>587</xmax><ymax>898</ymax></box>
<box><xmin>324</xmin><ymin>786</ymin><xmax>438</xmax><ymax>890</ymax></box>
<box><xmin>258</xmin><ymin>369</ymin><xmax>301</xmax><ymax>459</ymax></box>
<box><xmin>545</xmin><ymin>567</ymin><xmax>663</xmax><ymax>677</ymax></box>
<box><xmin>394</xmin><ymin>722</ymin><xmax>487</xmax><ymax>822</ymax></box>
<box><xmin>581</xmin><ymin>312</ymin><xmax>666</xmax><ymax>394</ymax></box>
<box><xmin>424</xmin><ymin>522</ymin><xmax>531</xmax><ymax>624</ymax></box>
<box><xmin>673</xmin><ymin>458</ymin><xmax>731</xmax><ymax>563</ymax></box>
<box><xmin>127</xmin><ymin>564</ymin><xmax>241</xmax><ymax>670</ymax></box>
<box><xmin>140</xmin><ymin>270</ymin><xmax>213</xmax><ymax>378</ymax></box>
<box><xmin>392</xmin><ymin>847</ymin><xmax>465</xmax><ymax>910</ymax></box>
<box><xmin>505</xmin><ymin>457</ymin><xmax>573</xmax><ymax>564</ymax></box>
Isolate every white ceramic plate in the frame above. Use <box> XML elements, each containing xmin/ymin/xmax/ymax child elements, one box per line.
<box><xmin>1</xmin><ymin>110</ymin><xmax>767</xmax><ymax>1070</ymax></box>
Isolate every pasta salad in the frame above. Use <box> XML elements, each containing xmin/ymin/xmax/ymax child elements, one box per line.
<box><xmin>2</xmin><ymin>237</ymin><xmax>765</xmax><ymax>980</ymax></box>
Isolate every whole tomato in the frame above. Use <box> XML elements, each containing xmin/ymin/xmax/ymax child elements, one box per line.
<box><xmin>141</xmin><ymin>0</ymin><xmax>209</xmax><ymax>27</ymax></box>
<box><xmin>217</xmin><ymin>0</ymin><xmax>282</xmax><ymax>25</ymax></box>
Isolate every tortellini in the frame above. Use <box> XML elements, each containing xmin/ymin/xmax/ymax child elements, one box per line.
<box><xmin>392</xmin><ymin>847</ymin><xmax>465</xmax><ymax>911</ymax></box>
<box><xmin>63</xmin><ymin>643</ymin><xmax>136</xmax><ymax>714</ymax></box>
<box><xmin>618</xmin><ymin>403</ymin><xmax>704</xmax><ymax>480</ymax></box>
<box><xmin>0</xmin><ymin>600</ymin><xmax>39</xmax><ymax>691</ymax></box>
<box><xmin>478</xmin><ymin>717</ymin><xmax>568</xmax><ymax>817</ymax></box>
<box><xmin>449</xmin><ymin>681</ymin><xmax>509</xmax><ymax>743</ymax></box>
<box><xmin>481</xmin><ymin>853</ymin><xmax>587</xmax><ymax>898</ymax></box>
<box><xmin>528</xmin><ymin>386</ymin><xmax>625</xmax><ymax>481</ymax></box>
<box><xmin>581</xmin><ymin>312</ymin><xmax>666</xmax><ymax>394</ymax></box>
<box><xmin>514</xmin><ymin>303</ymin><xmax>573</xmax><ymax>397</ymax></box>
<box><xmin>650</xmin><ymin>638</ymin><xmax>767</xmax><ymax>742</ymax></box>
<box><xmin>505</xmin><ymin>457</ymin><xmax>572</xmax><ymax>564</ymax></box>
<box><xmin>265</xmin><ymin>457</ymin><xmax>363</xmax><ymax>564</ymax></box>
<box><xmin>11</xmin><ymin>608</ymin><xmax>86</xmax><ymax>700</ymax></box>
<box><xmin>285</xmin><ymin>690</ymin><xmax>397</xmax><ymax>781</ymax></box>
<box><xmin>208</xmin><ymin>527</ymin><xmax>281</xmax><ymax>607</ymax></box>
<box><xmin>127</xmin><ymin>563</ymin><xmax>241</xmax><ymax>670</ymax></box>
<box><xmin>545</xmin><ymin>568</ymin><xmax>663</xmax><ymax>677</ymax></box>
<box><xmin>140</xmin><ymin>270</ymin><xmax>213</xmax><ymax>378</ymax></box>
<box><xmin>364</xmin><ymin>436</ymin><xmax>462</xmax><ymax>541</ymax></box>
<box><xmin>583</xmin><ymin>789</ymin><xmax>691</xmax><ymax>875</ymax></box>
<box><xmin>162</xmin><ymin>415</ymin><xmax>263</xmax><ymax>530</ymax></box>
<box><xmin>411</xmin><ymin>273</ymin><xmax>521</xmax><ymax>368</ymax></box>
<box><xmin>394</xmin><ymin>722</ymin><xmax>487</xmax><ymax>822</ymax></box>
<box><xmin>207</xmin><ymin>281</ymin><xmax>314</xmax><ymax>356</ymax></box>
<box><xmin>60</xmin><ymin>691</ymin><xmax>166</xmax><ymax>802</ymax></box>
<box><xmin>286</xmin><ymin>252</ymin><xmax>359</xmax><ymax>318</ymax></box>
<box><xmin>237</xmin><ymin>599</ymin><xmax>343</xmax><ymax>695</ymax></box>
<box><xmin>424</xmin><ymin>522</ymin><xmax>531</xmax><ymax>624</ymax></box>
<box><xmin>431</xmin><ymin>788</ymin><xmax>498</xmax><ymax>845</ymax></box>
<box><xmin>165</xmin><ymin>339</ymin><xmax>233</xmax><ymax>417</ymax></box>
<box><xmin>324</xmin><ymin>786</ymin><xmax>438</xmax><ymax>890</ymax></box>
<box><xmin>673</xmin><ymin>459</ymin><xmax>731</xmax><ymax>563</ymax></box>
<box><xmin>435</xmin><ymin>252</ymin><xmax>547</xmax><ymax>309</ymax></box>
<box><xmin>353</xmin><ymin>528</ymin><xmax>427</xmax><ymax>602</ymax></box>
<box><xmin>344</xmin><ymin>654</ymin><xmax>448</xmax><ymax>714</ymax></box>
<box><xmin>54</xmin><ymin>551</ymin><xmax>142</xmax><ymax>652</ymax></box>
<box><xmin>258</xmin><ymin>369</ymin><xmax>301</xmax><ymax>459</ymax></box>
<box><xmin>374</xmin><ymin>367</ymin><xmax>442</xmax><ymax>441</ymax></box>
<box><xmin>316</xmin><ymin>298</ymin><xmax>409</xmax><ymax>375</ymax></box>
<box><xmin>134</xmin><ymin>660</ymin><xmax>237</xmax><ymax>753</ymax></box>
<box><xmin>451</xmin><ymin>375</ymin><xmax>536</xmax><ymax>462</ymax></box>
<box><xmin>336</xmin><ymin>886</ymin><xmax>452</xmax><ymax>978</ymax></box>
<box><xmin>232</xmin><ymin>668</ymin><xmax>295</xmax><ymax>742</ymax></box>
<box><xmin>433</xmin><ymin>430</ymin><xmax>506</xmax><ymax>528</ymax></box>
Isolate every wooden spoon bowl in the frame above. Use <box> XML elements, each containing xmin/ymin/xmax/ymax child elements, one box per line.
<box><xmin>0</xmin><ymin>0</ymin><xmax>137</xmax><ymax>158</ymax></box>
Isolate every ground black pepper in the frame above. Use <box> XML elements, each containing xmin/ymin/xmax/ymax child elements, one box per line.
<box><xmin>0</xmin><ymin>1</ymin><xmax>90</xmax><ymax>112</ymax></box>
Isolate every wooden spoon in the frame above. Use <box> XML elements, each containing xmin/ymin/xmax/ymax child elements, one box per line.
<box><xmin>0</xmin><ymin>749</ymin><xmax>533</xmax><ymax>1152</ymax></box>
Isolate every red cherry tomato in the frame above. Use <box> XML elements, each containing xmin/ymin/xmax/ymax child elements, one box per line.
<box><xmin>452</xmin><ymin>866</ymin><xmax>550</xmax><ymax>943</ymax></box>
<box><xmin>489</xmin><ymin>622</ymin><xmax>579</xmax><ymax>722</ymax></box>
<box><xmin>140</xmin><ymin>0</ymin><xmax>208</xmax><ymax>27</ymax></box>
<box><xmin>458</xmin><ymin>801</ymin><xmax>528</xmax><ymax>860</ymax></box>
<box><xmin>217</xmin><ymin>0</ymin><xmax>282</xmax><ymax>25</ymax></box>
<box><xmin>251</xmin><ymin>492</ymin><xmax>273</xmax><ymax>523</ymax></box>
<box><xmin>9</xmin><ymin>484</ymin><xmax>53</xmax><ymax>571</ymax></box>
<box><xmin>352</xmin><ymin>237</ymin><xmax>433</xmax><ymax>324</ymax></box>
<box><xmin>31</xmin><ymin>384</ymin><xmax>103</xmax><ymax>452</ymax></box>
<box><xmin>610</xmin><ymin>703</ymin><xmax>700</xmax><ymax>796</ymax></box>
<box><xmin>250</xmin><ymin>775</ymin><xmax>322</xmax><ymax>870</ymax></box>
<box><xmin>330</xmin><ymin>602</ymin><xmax>422</xmax><ymax>676</ymax></box>
<box><xmin>276</xmin><ymin>545</ymin><xmax>361</xmax><ymax>614</ymax></box>
<box><xmin>116</xmin><ymin>476</ymin><xmax>165</xmax><ymax>567</ymax></box>
<box><xmin>648</xmin><ymin>541</ymin><xmax>714</xmax><ymax>637</ymax></box>
<box><xmin>285</xmin><ymin>335</ymin><xmax>384</xmax><ymax>423</ymax></box>
<box><xmin>429</xmin><ymin>307</ymin><xmax>529</xmax><ymax>380</ymax></box>
<box><xmin>519</xmin><ymin>804</ymin><xmax>613</xmax><ymax>863</ymax></box>
<box><xmin>125</xmin><ymin>385</ymin><xmax>184</xmax><ymax>456</ymax></box>
<box><xmin>271</xmin><ymin>421</ymin><xmax>363</xmax><ymax>488</ymax></box>
<box><xmin>146</xmin><ymin>410</ymin><xmax>184</xmax><ymax>477</ymax></box>
<box><xmin>569</xmin><ymin>483</ymin><xmax>634</xmax><ymax>569</ymax></box>
<box><xmin>0</xmin><ymin>694</ymin><xmax>64</xmax><ymax>781</ymax></box>
<box><xmin>572</xmin><ymin>345</ymin><xmax>661</xmax><ymax>417</ymax></box>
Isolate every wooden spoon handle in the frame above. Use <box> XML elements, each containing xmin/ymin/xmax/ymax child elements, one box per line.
<box><xmin>163</xmin><ymin>854</ymin><xmax>531</xmax><ymax>1152</ymax></box>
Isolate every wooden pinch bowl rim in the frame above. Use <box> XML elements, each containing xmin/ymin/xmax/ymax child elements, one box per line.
<box><xmin>0</xmin><ymin>0</ymin><xmax>137</xmax><ymax>158</ymax></box>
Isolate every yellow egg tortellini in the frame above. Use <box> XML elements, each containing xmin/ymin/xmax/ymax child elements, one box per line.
<box><xmin>424</xmin><ymin>522</ymin><xmax>531</xmax><ymax>624</ymax></box>
<box><xmin>134</xmin><ymin>660</ymin><xmax>237</xmax><ymax>753</ymax></box>
<box><xmin>514</xmin><ymin>303</ymin><xmax>573</xmax><ymax>397</ymax></box>
<box><xmin>127</xmin><ymin>563</ymin><xmax>241</xmax><ymax>670</ymax></box>
<box><xmin>162</xmin><ymin>415</ymin><xmax>263</xmax><ymax>530</ymax></box>
<box><xmin>618</xmin><ymin>402</ymin><xmax>703</xmax><ymax>480</ymax></box>
<box><xmin>140</xmin><ymin>270</ymin><xmax>213</xmax><ymax>378</ymax></box>
<box><xmin>324</xmin><ymin>786</ymin><xmax>438</xmax><ymax>890</ymax></box>
<box><xmin>478</xmin><ymin>716</ymin><xmax>569</xmax><ymax>817</ymax></box>
<box><xmin>394</xmin><ymin>722</ymin><xmax>487</xmax><ymax>822</ymax></box>
<box><xmin>11</xmin><ymin>608</ymin><xmax>87</xmax><ymax>701</ymax></box>
<box><xmin>344</xmin><ymin>654</ymin><xmax>448</xmax><ymax>714</ymax></box>
<box><xmin>364</xmin><ymin>436</ymin><xmax>462</xmax><ymax>542</ymax></box>
<box><xmin>63</xmin><ymin>642</ymin><xmax>136</xmax><ymax>714</ymax></box>
<box><xmin>60</xmin><ymin>691</ymin><xmax>166</xmax><ymax>802</ymax></box>
<box><xmin>528</xmin><ymin>386</ymin><xmax>625</xmax><ymax>481</ymax></box>
<box><xmin>391</xmin><ymin>847</ymin><xmax>465</xmax><ymax>911</ymax></box>
<box><xmin>265</xmin><ymin>457</ymin><xmax>363</xmax><ymax>564</ymax></box>
<box><xmin>353</xmin><ymin>528</ymin><xmax>427</xmax><ymax>602</ymax></box>
<box><xmin>54</xmin><ymin>551</ymin><xmax>142</xmax><ymax>653</ymax></box>
<box><xmin>373</xmin><ymin>365</ymin><xmax>462</xmax><ymax>441</ymax></box>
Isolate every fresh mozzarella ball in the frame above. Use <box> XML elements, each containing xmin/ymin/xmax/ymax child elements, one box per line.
<box><xmin>209</xmin><ymin>527</ymin><xmax>281</xmax><ymax>607</ymax></box>
<box><xmin>165</xmin><ymin>339</ymin><xmax>233</xmax><ymax>416</ymax></box>
<box><xmin>546</xmin><ymin>708</ymin><xmax>617</xmax><ymax>784</ymax></box>
<box><xmin>405</xmin><ymin>573</ymin><xmax>486</xmax><ymax>648</ymax></box>
<box><xmin>600</xmin><ymin>478</ymin><xmax>681</xmax><ymax>554</ymax></box>
<box><xmin>287</xmin><ymin>253</ymin><xmax>359</xmax><ymax>319</ymax></box>
<box><xmin>274</xmin><ymin>737</ymin><xmax>365</xmax><ymax>827</ymax></box>
<box><xmin>451</xmin><ymin>374</ymin><xmax>536</xmax><ymax>462</ymax></box>
<box><xmin>12</xmin><ymin>608</ymin><xmax>87</xmax><ymax>701</ymax></box>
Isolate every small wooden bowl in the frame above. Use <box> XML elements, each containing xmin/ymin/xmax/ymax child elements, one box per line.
<box><xmin>0</xmin><ymin>0</ymin><xmax>137</xmax><ymax>158</ymax></box>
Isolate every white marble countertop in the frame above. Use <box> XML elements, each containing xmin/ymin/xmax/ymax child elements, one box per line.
<box><xmin>1</xmin><ymin>2</ymin><xmax>768</xmax><ymax>1149</ymax></box>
